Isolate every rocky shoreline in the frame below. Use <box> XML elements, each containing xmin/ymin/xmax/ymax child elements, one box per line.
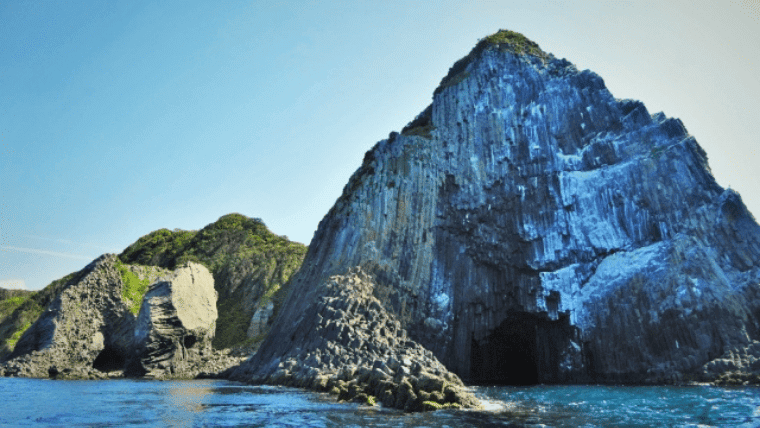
<box><xmin>226</xmin><ymin>268</ymin><xmax>480</xmax><ymax>411</ymax></box>
<box><xmin>0</xmin><ymin>256</ymin><xmax>244</xmax><ymax>381</ymax></box>
<box><xmin>701</xmin><ymin>341</ymin><xmax>760</xmax><ymax>386</ymax></box>
<box><xmin>0</xmin><ymin>347</ymin><xmax>247</xmax><ymax>381</ymax></box>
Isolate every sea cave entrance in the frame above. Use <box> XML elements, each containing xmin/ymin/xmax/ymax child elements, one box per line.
<box><xmin>469</xmin><ymin>311</ymin><xmax>574</xmax><ymax>385</ymax></box>
<box><xmin>93</xmin><ymin>346</ymin><xmax>126</xmax><ymax>372</ymax></box>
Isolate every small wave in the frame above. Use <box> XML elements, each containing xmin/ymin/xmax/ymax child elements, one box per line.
<box><xmin>476</xmin><ymin>399</ymin><xmax>507</xmax><ymax>412</ymax></box>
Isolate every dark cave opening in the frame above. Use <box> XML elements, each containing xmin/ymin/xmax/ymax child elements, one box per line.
<box><xmin>184</xmin><ymin>335</ymin><xmax>197</xmax><ymax>349</ymax></box>
<box><xmin>469</xmin><ymin>311</ymin><xmax>573</xmax><ymax>385</ymax></box>
<box><xmin>93</xmin><ymin>346</ymin><xmax>126</xmax><ymax>372</ymax></box>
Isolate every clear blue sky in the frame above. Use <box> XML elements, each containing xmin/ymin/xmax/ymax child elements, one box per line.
<box><xmin>1</xmin><ymin>1</ymin><xmax>758</xmax><ymax>290</ymax></box>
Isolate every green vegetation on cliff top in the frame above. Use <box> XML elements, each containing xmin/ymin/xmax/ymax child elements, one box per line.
<box><xmin>115</xmin><ymin>261</ymin><xmax>152</xmax><ymax>315</ymax></box>
<box><xmin>481</xmin><ymin>29</ymin><xmax>546</xmax><ymax>57</ymax></box>
<box><xmin>436</xmin><ymin>29</ymin><xmax>548</xmax><ymax>94</ymax></box>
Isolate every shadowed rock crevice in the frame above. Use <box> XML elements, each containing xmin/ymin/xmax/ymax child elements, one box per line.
<box><xmin>93</xmin><ymin>346</ymin><xmax>126</xmax><ymax>373</ymax></box>
<box><xmin>469</xmin><ymin>311</ymin><xmax>578</xmax><ymax>385</ymax></box>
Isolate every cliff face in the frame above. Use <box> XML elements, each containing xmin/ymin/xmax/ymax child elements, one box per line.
<box><xmin>127</xmin><ymin>262</ymin><xmax>217</xmax><ymax>378</ymax></box>
<box><xmin>0</xmin><ymin>255</ymin><xmax>237</xmax><ymax>379</ymax></box>
<box><xmin>1</xmin><ymin>255</ymin><xmax>160</xmax><ymax>378</ymax></box>
<box><xmin>245</xmin><ymin>31</ymin><xmax>760</xmax><ymax>385</ymax></box>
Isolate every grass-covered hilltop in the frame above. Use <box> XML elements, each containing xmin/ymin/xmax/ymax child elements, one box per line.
<box><xmin>0</xmin><ymin>213</ymin><xmax>307</xmax><ymax>361</ymax></box>
<box><xmin>118</xmin><ymin>213</ymin><xmax>307</xmax><ymax>349</ymax></box>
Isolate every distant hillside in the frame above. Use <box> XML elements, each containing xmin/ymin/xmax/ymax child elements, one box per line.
<box><xmin>0</xmin><ymin>289</ymin><xmax>33</xmax><ymax>302</ymax></box>
<box><xmin>0</xmin><ymin>213</ymin><xmax>307</xmax><ymax>359</ymax></box>
<box><xmin>118</xmin><ymin>213</ymin><xmax>307</xmax><ymax>349</ymax></box>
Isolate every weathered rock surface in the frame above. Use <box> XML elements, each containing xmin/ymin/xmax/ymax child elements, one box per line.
<box><xmin>0</xmin><ymin>255</ymin><xmax>142</xmax><ymax>378</ymax></box>
<box><xmin>702</xmin><ymin>340</ymin><xmax>760</xmax><ymax>385</ymax></box>
<box><xmin>0</xmin><ymin>256</ymin><xmax>244</xmax><ymax>379</ymax></box>
<box><xmin>242</xmin><ymin>29</ymin><xmax>760</xmax><ymax>390</ymax></box>
<box><xmin>227</xmin><ymin>268</ymin><xmax>479</xmax><ymax>411</ymax></box>
<box><xmin>126</xmin><ymin>262</ymin><xmax>217</xmax><ymax>378</ymax></box>
<box><xmin>247</xmin><ymin>302</ymin><xmax>274</xmax><ymax>339</ymax></box>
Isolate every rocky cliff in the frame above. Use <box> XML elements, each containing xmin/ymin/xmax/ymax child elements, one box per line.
<box><xmin>237</xmin><ymin>29</ymin><xmax>760</xmax><ymax>391</ymax></box>
<box><xmin>127</xmin><ymin>262</ymin><xmax>218</xmax><ymax>378</ymax></box>
<box><xmin>0</xmin><ymin>255</ymin><xmax>241</xmax><ymax>379</ymax></box>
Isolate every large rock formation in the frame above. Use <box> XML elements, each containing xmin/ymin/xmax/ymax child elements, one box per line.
<box><xmin>229</xmin><ymin>268</ymin><xmax>479</xmax><ymax>411</ymax></box>
<box><xmin>236</xmin><ymin>29</ymin><xmax>760</xmax><ymax>391</ymax></box>
<box><xmin>0</xmin><ymin>213</ymin><xmax>302</xmax><ymax>377</ymax></box>
<box><xmin>0</xmin><ymin>255</ymin><xmax>241</xmax><ymax>379</ymax></box>
<box><xmin>127</xmin><ymin>262</ymin><xmax>217</xmax><ymax>378</ymax></box>
<box><xmin>0</xmin><ymin>255</ymin><xmax>145</xmax><ymax>378</ymax></box>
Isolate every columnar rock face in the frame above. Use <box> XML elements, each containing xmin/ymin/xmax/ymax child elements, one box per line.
<box><xmin>127</xmin><ymin>262</ymin><xmax>217</xmax><ymax>378</ymax></box>
<box><xmin>229</xmin><ymin>268</ymin><xmax>479</xmax><ymax>411</ymax></box>
<box><xmin>244</xmin><ymin>31</ymin><xmax>760</xmax><ymax>386</ymax></box>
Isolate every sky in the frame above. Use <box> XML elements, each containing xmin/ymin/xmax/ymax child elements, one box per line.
<box><xmin>1</xmin><ymin>1</ymin><xmax>758</xmax><ymax>291</ymax></box>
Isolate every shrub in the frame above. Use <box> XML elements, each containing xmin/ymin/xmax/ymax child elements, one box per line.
<box><xmin>115</xmin><ymin>261</ymin><xmax>151</xmax><ymax>315</ymax></box>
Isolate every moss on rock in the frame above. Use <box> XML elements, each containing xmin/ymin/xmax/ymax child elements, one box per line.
<box><xmin>435</xmin><ymin>29</ymin><xmax>548</xmax><ymax>94</ymax></box>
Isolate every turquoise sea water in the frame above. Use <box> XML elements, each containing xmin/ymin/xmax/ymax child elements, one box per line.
<box><xmin>1</xmin><ymin>378</ymin><xmax>758</xmax><ymax>427</ymax></box>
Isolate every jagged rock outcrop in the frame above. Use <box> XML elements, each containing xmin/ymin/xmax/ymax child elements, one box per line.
<box><xmin>0</xmin><ymin>255</ymin><xmax>243</xmax><ymax>379</ymax></box>
<box><xmin>702</xmin><ymin>340</ymin><xmax>760</xmax><ymax>385</ymax></box>
<box><xmin>127</xmin><ymin>262</ymin><xmax>217</xmax><ymax>378</ymax></box>
<box><xmin>240</xmin><ymin>29</ymin><xmax>760</xmax><ymax>391</ymax></box>
<box><xmin>0</xmin><ymin>255</ymin><xmax>144</xmax><ymax>378</ymax></box>
<box><xmin>228</xmin><ymin>268</ymin><xmax>479</xmax><ymax>411</ymax></box>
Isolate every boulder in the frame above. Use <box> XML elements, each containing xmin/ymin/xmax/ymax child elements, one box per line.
<box><xmin>126</xmin><ymin>262</ymin><xmax>217</xmax><ymax>378</ymax></box>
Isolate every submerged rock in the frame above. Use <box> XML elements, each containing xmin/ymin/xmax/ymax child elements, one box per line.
<box><xmin>238</xmin><ymin>28</ymin><xmax>760</xmax><ymax>395</ymax></box>
<box><xmin>126</xmin><ymin>262</ymin><xmax>217</xmax><ymax>378</ymax></box>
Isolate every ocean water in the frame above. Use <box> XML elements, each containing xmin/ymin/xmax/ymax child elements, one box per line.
<box><xmin>1</xmin><ymin>378</ymin><xmax>758</xmax><ymax>427</ymax></box>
